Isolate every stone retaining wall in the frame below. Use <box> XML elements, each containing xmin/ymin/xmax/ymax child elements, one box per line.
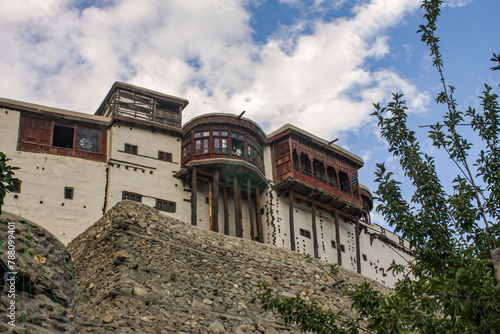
<box><xmin>0</xmin><ymin>212</ymin><xmax>75</xmax><ymax>333</ymax></box>
<box><xmin>68</xmin><ymin>201</ymin><xmax>388</xmax><ymax>333</ymax></box>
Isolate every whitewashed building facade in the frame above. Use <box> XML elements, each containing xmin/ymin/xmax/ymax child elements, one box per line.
<box><xmin>0</xmin><ymin>82</ymin><xmax>412</xmax><ymax>286</ymax></box>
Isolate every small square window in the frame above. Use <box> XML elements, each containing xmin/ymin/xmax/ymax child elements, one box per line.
<box><xmin>214</xmin><ymin>138</ymin><xmax>228</xmax><ymax>153</ymax></box>
<box><xmin>77</xmin><ymin>127</ymin><xmax>100</xmax><ymax>152</ymax></box>
<box><xmin>299</xmin><ymin>229</ymin><xmax>311</xmax><ymax>239</ymax></box>
<box><xmin>64</xmin><ymin>187</ymin><xmax>74</xmax><ymax>200</ymax></box>
<box><xmin>340</xmin><ymin>245</ymin><xmax>345</xmax><ymax>253</ymax></box>
<box><xmin>156</xmin><ymin>199</ymin><xmax>176</xmax><ymax>213</ymax></box>
<box><xmin>331</xmin><ymin>240</ymin><xmax>336</xmax><ymax>249</ymax></box>
<box><xmin>122</xmin><ymin>191</ymin><xmax>142</xmax><ymax>202</ymax></box>
<box><xmin>362</xmin><ymin>254</ymin><xmax>367</xmax><ymax>261</ymax></box>
<box><xmin>195</xmin><ymin>139</ymin><xmax>209</xmax><ymax>154</ymax></box>
<box><xmin>231</xmin><ymin>139</ymin><xmax>244</xmax><ymax>157</ymax></box>
<box><xmin>124</xmin><ymin>143</ymin><xmax>138</xmax><ymax>155</ymax></box>
<box><xmin>158</xmin><ymin>151</ymin><xmax>172</xmax><ymax>162</ymax></box>
<box><xmin>12</xmin><ymin>181</ymin><xmax>21</xmax><ymax>193</ymax></box>
<box><xmin>53</xmin><ymin>125</ymin><xmax>75</xmax><ymax>149</ymax></box>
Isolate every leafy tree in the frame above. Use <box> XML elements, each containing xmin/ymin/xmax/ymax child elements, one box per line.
<box><xmin>0</xmin><ymin>152</ymin><xmax>19</xmax><ymax>214</ymax></box>
<box><xmin>258</xmin><ymin>1</ymin><xmax>500</xmax><ymax>332</ymax></box>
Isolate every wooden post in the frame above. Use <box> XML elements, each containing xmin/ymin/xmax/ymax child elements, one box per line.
<box><xmin>289</xmin><ymin>190</ymin><xmax>296</xmax><ymax>251</ymax></box>
<box><xmin>209</xmin><ymin>182</ymin><xmax>213</xmax><ymax>231</ymax></box>
<box><xmin>238</xmin><ymin>183</ymin><xmax>243</xmax><ymax>238</ymax></box>
<box><xmin>334</xmin><ymin>210</ymin><xmax>342</xmax><ymax>266</ymax></box>
<box><xmin>191</xmin><ymin>168</ymin><xmax>197</xmax><ymax>226</ymax></box>
<box><xmin>212</xmin><ymin>169</ymin><xmax>219</xmax><ymax>233</ymax></box>
<box><xmin>223</xmin><ymin>185</ymin><xmax>229</xmax><ymax>236</ymax></box>
<box><xmin>255</xmin><ymin>188</ymin><xmax>263</xmax><ymax>243</ymax></box>
<box><xmin>311</xmin><ymin>202</ymin><xmax>319</xmax><ymax>259</ymax></box>
<box><xmin>247</xmin><ymin>179</ymin><xmax>255</xmax><ymax>241</ymax></box>
<box><xmin>233</xmin><ymin>175</ymin><xmax>242</xmax><ymax>238</ymax></box>
<box><xmin>356</xmin><ymin>216</ymin><xmax>361</xmax><ymax>274</ymax></box>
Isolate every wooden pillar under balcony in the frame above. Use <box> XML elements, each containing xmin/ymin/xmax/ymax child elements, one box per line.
<box><xmin>356</xmin><ymin>216</ymin><xmax>361</xmax><ymax>274</ymax></box>
<box><xmin>289</xmin><ymin>189</ymin><xmax>296</xmax><ymax>251</ymax></box>
<box><xmin>248</xmin><ymin>179</ymin><xmax>255</xmax><ymax>240</ymax></box>
<box><xmin>238</xmin><ymin>183</ymin><xmax>243</xmax><ymax>237</ymax></box>
<box><xmin>311</xmin><ymin>203</ymin><xmax>319</xmax><ymax>259</ymax></box>
<box><xmin>234</xmin><ymin>175</ymin><xmax>242</xmax><ymax>238</ymax></box>
<box><xmin>255</xmin><ymin>188</ymin><xmax>263</xmax><ymax>243</ymax></box>
<box><xmin>191</xmin><ymin>168</ymin><xmax>197</xmax><ymax>226</ymax></box>
<box><xmin>212</xmin><ymin>169</ymin><xmax>219</xmax><ymax>233</ymax></box>
<box><xmin>209</xmin><ymin>182</ymin><xmax>213</xmax><ymax>230</ymax></box>
<box><xmin>334</xmin><ymin>210</ymin><xmax>342</xmax><ymax>266</ymax></box>
<box><xmin>223</xmin><ymin>185</ymin><xmax>230</xmax><ymax>236</ymax></box>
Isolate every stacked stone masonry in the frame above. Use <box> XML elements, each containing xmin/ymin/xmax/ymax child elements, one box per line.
<box><xmin>0</xmin><ymin>213</ymin><xmax>76</xmax><ymax>334</ymax></box>
<box><xmin>1</xmin><ymin>202</ymin><xmax>389</xmax><ymax>333</ymax></box>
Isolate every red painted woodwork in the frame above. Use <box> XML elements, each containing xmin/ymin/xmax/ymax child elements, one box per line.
<box><xmin>19</xmin><ymin>116</ymin><xmax>52</xmax><ymax>145</ymax></box>
<box><xmin>18</xmin><ymin>115</ymin><xmax>107</xmax><ymax>162</ymax></box>
<box><xmin>273</xmin><ymin>137</ymin><xmax>362</xmax><ymax>207</ymax></box>
<box><xmin>182</xmin><ymin>126</ymin><xmax>265</xmax><ymax>173</ymax></box>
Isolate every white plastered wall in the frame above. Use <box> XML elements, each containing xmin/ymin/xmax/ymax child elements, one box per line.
<box><xmin>0</xmin><ymin>109</ymin><xmax>107</xmax><ymax>245</ymax></box>
<box><xmin>260</xmin><ymin>184</ymin><xmax>412</xmax><ymax>286</ymax></box>
<box><xmin>106</xmin><ymin>124</ymin><xmax>191</xmax><ymax>222</ymax></box>
<box><xmin>358</xmin><ymin>224</ymin><xmax>412</xmax><ymax>286</ymax></box>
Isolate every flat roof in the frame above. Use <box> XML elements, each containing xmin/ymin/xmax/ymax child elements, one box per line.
<box><xmin>95</xmin><ymin>81</ymin><xmax>189</xmax><ymax>116</ymax></box>
<box><xmin>0</xmin><ymin>97</ymin><xmax>110</xmax><ymax>125</ymax></box>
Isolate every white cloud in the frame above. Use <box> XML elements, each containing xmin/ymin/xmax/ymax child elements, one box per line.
<box><xmin>0</xmin><ymin>0</ymin><xmax>427</xmax><ymax>141</ymax></box>
<box><xmin>444</xmin><ymin>0</ymin><xmax>473</xmax><ymax>7</ymax></box>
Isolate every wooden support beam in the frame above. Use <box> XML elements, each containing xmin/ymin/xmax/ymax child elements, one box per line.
<box><xmin>305</xmin><ymin>189</ymin><xmax>316</xmax><ymax>198</ymax></box>
<box><xmin>255</xmin><ymin>188</ymin><xmax>263</xmax><ymax>243</ymax></box>
<box><xmin>238</xmin><ymin>182</ymin><xmax>243</xmax><ymax>238</ymax></box>
<box><xmin>247</xmin><ymin>179</ymin><xmax>255</xmax><ymax>241</ymax></box>
<box><xmin>209</xmin><ymin>182</ymin><xmax>213</xmax><ymax>231</ymax></box>
<box><xmin>356</xmin><ymin>216</ymin><xmax>361</xmax><ymax>274</ymax></box>
<box><xmin>311</xmin><ymin>203</ymin><xmax>319</xmax><ymax>259</ymax></box>
<box><xmin>234</xmin><ymin>176</ymin><xmax>242</xmax><ymax>238</ymax></box>
<box><xmin>334</xmin><ymin>210</ymin><xmax>342</xmax><ymax>266</ymax></box>
<box><xmin>292</xmin><ymin>193</ymin><xmax>357</xmax><ymax>221</ymax></box>
<box><xmin>223</xmin><ymin>185</ymin><xmax>229</xmax><ymax>236</ymax></box>
<box><xmin>212</xmin><ymin>169</ymin><xmax>219</xmax><ymax>233</ymax></box>
<box><xmin>326</xmin><ymin>197</ymin><xmax>336</xmax><ymax>206</ymax></box>
<box><xmin>191</xmin><ymin>168</ymin><xmax>197</xmax><ymax>226</ymax></box>
<box><xmin>289</xmin><ymin>190</ymin><xmax>296</xmax><ymax>251</ymax></box>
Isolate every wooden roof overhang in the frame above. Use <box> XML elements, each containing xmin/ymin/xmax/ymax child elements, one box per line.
<box><xmin>273</xmin><ymin>176</ymin><xmax>365</xmax><ymax>220</ymax></box>
<box><xmin>182</xmin><ymin>113</ymin><xmax>267</xmax><ymax>145</ymax></box>
<box><xmin>176</xmin><ymin>158</ymin><xmax>269</xmax><ymax>190</ymax></box>
<box><xmin>267</xmin><ymin>124</ymin><xmax>364</xmax><ymax>169</ymax></box>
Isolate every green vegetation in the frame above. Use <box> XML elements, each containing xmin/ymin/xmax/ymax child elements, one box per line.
<box><xmin>0</xmin><ymin>152</ymin><xmax>19</xmax><ymax>214</ymax></box>
<box><xmin>258</xmin><ymin>1</ymin><xmax>500</xmax><ymax>332</ymax></box>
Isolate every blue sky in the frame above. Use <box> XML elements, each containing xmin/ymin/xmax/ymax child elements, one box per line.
<box><xmin>0</xmin><ymin>0</ymin><xmax>498</xmax><ymax>227</ymax></box>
